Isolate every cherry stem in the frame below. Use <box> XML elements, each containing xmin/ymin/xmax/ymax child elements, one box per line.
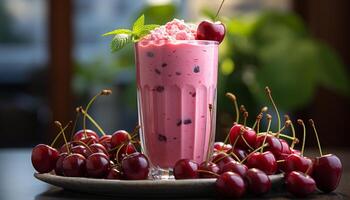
<box><xmin>276</xmin><ymin>120</ymin><xmax>291</xmax><ymax>138</ymax></box>
<box><xmin>225</xmin><ymin>93</ymin><xmax>239</xmax><ymax>123</ymax></box>
<box><xmin>297</xmin><ymin>119</ymin><xmax>306</xmax><ymax>156</ymax></box>
<box><xmin>265</xmin><ymin>87</ymin><xmax>281</xmax><ymax>132</ymax></box>
<box><xmin>115</xmin><ymin>143</ymin><xmax>126</xmax><ymax>165</ymax></box>
<box><xmin>231</xmin><ymin>129</ymin><xmax>242</xmax><ymax>149</ymax></box>
<box><xmin>261</xmin><ymin>114</ymin><xmax>272</xmax><ymax>153</ymax></box>
<box><xmin>83</xmin><ymin>89</ymin><xmax>112</xmax><ymax>137</ymax></box>
<box><xmin>230</xmin><ymin>152</ymin><xmax>241</xmax><ymax>162</ymax></box>
<box><xmin>71</xmin><ymin>140</ymin><xmax>93</xmax><ymax>153</ymax></box>
<box><xmin>240</xmin><ymin>143</ymin><xmax>268</xmax><ymax>164</ymax></box>
<box><xmin>215</xmin><ymin>0</ymin><xmax>225</xmax><ymax>20</ymax></box>
<box><xmin>243</xmin><ymin>111</ymin><xmax>248</xmax><ymax>127</ymax></box>
<box><xmin>130</xmin><ymin>124</ymin><xmax>141</xmax><ymax>139</ymax></box>
<box><xmin>79</xmin><ymin>107</ymin><xmax>106</xmax><ymax>136</ymax></box>
<box><xmin>241</xmin><ymin>132</ymin><xmax>254</xmax><ymax>151</ymax></box>
<box><xmin>197</xmin><ymin>169</ymin><xmax>220</xmax><ymax>178</ymax></box>
<box><xmin>54</xmin><ymin>121</ymin><xmax>71</xmax><ymax>154</ymax></box>
<box><xmin>309</xmin><ymin>119</ymin><xmax>323</xmax><ymax>156</ymax></box>
<box><xmin>252</xmin><ymin>107</ymin><xmax>268</xmax><ymax>129</ymax></box>
<box><xmin>276</xmin><ymin>160</ymin><xmax>285</xmax><ymax>163</ymax></box>
<box><xmin>50</xmin><ymin>122</ymin><xmax>71</xmax><ymax>147</ymax></box>
<box><xmin>289</xmin><ymin>120</ymin><xmax>297</xmax><ymax>149</ymax></box>
<box><xmin>206</xmin><ymin>104</ymin><xmax>215</xmax><ymax>163</ymax></box>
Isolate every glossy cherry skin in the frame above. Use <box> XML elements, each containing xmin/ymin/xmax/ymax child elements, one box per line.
<box><xmin>228</xmin><ymin>148</ymin><xmax>247</xmax><ymax>161</ymax></box>
<box><xmin>196</xmin><ymin>20</ymin><xmax>226</xmax><ymax>43</ymax></box>
<box><xmin>31</xmin><ymin>144</ymin><xmax>59</xmax><ymax>173</ymax></box>
<box><xmin>173</xmin><ymin>159</ymin><xmax>199</xmax><ymax>179</ymax></box>
<box><xmin>80</xmin><ymin>136</ymin><xmax>98</xmax><ymax>145</ymax></box>
<box><xmin>62</xmin><ymin>153</ymin><xmax>86</xmax><ymax>177</ymax></box>
<box><xmin>215</xmin><ymin>172</ymin><xmax>246</xmax><ymax>198</ymax></box>
<box><xmin>279</xmin><ymin>139</ymin><xmax>291</xmax><ymax>155</ymax></box>
<box><xmin>211</xmin><ymin>152</ymin><xmax>235</xmax><ymax>170</ymax></box>
<box><xmin>245</xmin><ymin>168</ymin><xmax>271</xmax><ymax>195</ymax></box>
<box><xmin>284</xmin><ymin>154</ymin><xmax>313</xmax><ymax>174</ymax></box>
<box><xmin>229</xmin><ymin>124</ymin><xmax>256</xmax><ymax>150</ymax></box>
<box><xmin>110</xmin><ymin>130</ymin><xmax>130</xmax><ymax>148</ymax></box>
<box><xmin>198</xmin><ymin>162</ymin><xmax>220</xmax><ymax>178</ymax></box>
<box><xmin>106</xmin><ymin>167</ymin><xmax>123</xmax><ymax>179</ymax></box>
<box><xmin>98</xmin><ymin>135</ymin><xmax>112</xmax><ymax>152</ymax></box>
<box><xmin>312</xmin><ymin>154</ymin><xmax>342</xmax><ymax>193</ymax></box>
<box><xmin>71</xmin><ymin>145</ymin><xmax>90</xmax><ymax>158</ymax></box>
<box><xmin>55</xmin><ymin>152</ymin><xmax>68</xmax><ymax>176</ymax></box>
<box><xmin>213</xmin><ymin>142</ymin><xmax>232</xmax><ymax>153</ymax></box>
<box><xmin>115</xmin><ymin>143</ymin><xmax>137</xmax><ymax>162</ymax></box>
<box><xmin>220</xmin><ymin>161</ymin><xmax>248</xmax><ymax>177</ymax></box>
<box><xmin>73</xmin><ymin>129</ymin><xmax>99</xmax><ymax>141</ymax></box>
<box><xmin>86</xmin><ymin>153</ymin><xmax>110</xmax><ymax>178</ymax></box>
<box><xmin>291</xmin><ymin>149</ymin><xmax>301</xmax><ymax>155</ymax></box>
<box><xmin>121</xmin><ymin>152</ymin><xmax>149</xmax><ymax>180</ymax></box>
<box><xmin>246</xmin><ymin>151</ymin><xmax>277</xmax><ymax>175</ymax></box>
<box><xmin>59</xmin><ymin>142</ymin><xmax>73</xmax><ymax>153</ymax></box>
<box><xmin>255</xmin><ymin>134</ymin><xmax>283</xmax><ymax>156</ymax></box>
<box><xmin>89</xmin><ymin>143</ymin><xmax>108</xmax><ymax>155</ymax></box>
<box><xmin>285</xmin><ymin>171</ymin><xmax>316</xmax><ymax>197</ymax></box>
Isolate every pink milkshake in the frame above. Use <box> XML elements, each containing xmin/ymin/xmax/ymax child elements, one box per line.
<box><xmin>135</xmin><ymin>19</ymin><xmax>218</xmax><ymax>176</ymax></box>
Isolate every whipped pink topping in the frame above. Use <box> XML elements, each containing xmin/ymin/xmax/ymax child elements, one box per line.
<box><xmin>141</xmin><ymin>19</ymin><xmax>197</xmax><ymax>43</ymax></box>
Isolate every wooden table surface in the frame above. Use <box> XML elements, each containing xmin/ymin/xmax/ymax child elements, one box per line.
<box><xmin>0</xmin><ymin>148</ymin><xmax>348</xmax><ymax>200</ymax></box>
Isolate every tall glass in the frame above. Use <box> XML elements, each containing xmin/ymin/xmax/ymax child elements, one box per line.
<box><xmin>135</xmin><ymin>40</ymin><xmax>218</xmax><ymax>179</ymax></box>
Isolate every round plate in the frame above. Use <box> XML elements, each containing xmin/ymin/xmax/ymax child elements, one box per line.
<box><xmin>34</xmin><ymin>173</ymin><xmax>284</xmax><ymax>197</ymax></box>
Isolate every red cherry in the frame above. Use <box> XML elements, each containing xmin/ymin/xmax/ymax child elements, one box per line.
<box><xmin>173</xmin><ymin>159</ymin><xmax>199</xmax><ymax>179</ymax></box>
<box><xmin>31</xmin><ymin>144</ymin><xmax>59</xmax><ymax>173</ymax></box>
<box><xmin>89</xmin><ymin>143</ymin><xmax>108</xmax><ymax>155</ymax></box>
<box><xmin>115</xmin><ymin>143</ymin><xmax>137</xmax><ymax>162</ymax></box>
<box><xmin>59</xmin><ymin>142</ymin><xmax>73</xmax><ymax>153</ymax></box>
<box><xmin>229</xmin><ymin>124</ymin><xmax>256</xmax><ymax>151</ymax></box>
<box><xmin>276</xmin><ymin>153</ymin><xmax>289</xmax><ymax>172</ymax></box>
<box><xmin>196</xmin><ymin>20</ymin><xmax>225</xmax><ymax>43</ymax></box>
<box><xmin>71</xmin><ymin>145</ymin><xmax>90</xmax><ymax>158</ymax></box>
<box><xmin>312</xmin><ymin>154</ymin><xmax>342</xmax><ymax>193</ymax></box>
<box><xmin>99</xmin><ymin>135</ymin><xmax>112</xmax><ymax>151</ymax></box>
<box><xmin>86</xmin><ymin>153</ymin><xmax>110</xmax><ymax>178</ymax></box>
<box><xmin>213</xmin><ymin>142</ymin><xmax>232</xmax><ymax>153</ymax></box>
<box><xmin>284</xmin><ymin>154</ymin><xmax>313</xmax><ymax>174</ymax></box>
<box><xmin>80</xmin><ymin>136</ymin><xmax>98</xmax><ymax>145</ymax></box>
<box><xmin>55</xmin><ymin>152</ymin><xmax>68</xmax><ymax>176</ymax></box>
<box><xmin>62</xmin><ymin>153</ymin><xmax>86</xmax><ymax>177</ymax></box>
<box><xmin>285</xmin><ymin>171</ymin><xmax>316</xmax><ymax>197</ymax></box>
<box><xmin>215</xmin><ymin>172</ymin><xmax>246</xmax><ymax>198</ymax></box>
<box><xmin>246</xmin><ymin>151</ymin><xmax>277</xmax><ymax>175</ymax></box>
<box><xmin>121</xmin><ymin>152</ymin><xmax>149</xmax><ymax>180</ymax></box>
<box><xmin>255</xmin><ymin>134</ymin><xmax>283</xmax><ymax>156</ymax></box>
<box><xmin>291</xmin><ymin>149</ymin><xmax>301</xmax><ymax>155</ymax></box>
<box><xmin>245</xmin><ymin>168</ymin><xmax>271</xmax><ymax>195</ymax></box>
<box><xmin>279</xmin><ymin>139</ymin><xmax>292</xmax><ymax>155</ymax></box>
<box><xmin>198</xmin><ymin>162</ymin><xmax>220</xmax><ymax>178</ymax></box>
<box><xmin>110</xmin><ymin>130</ymin><xmax>131</xmax><ymax>148</ymax></box>
<box><xmin>211</xmin><ymin>152</ymin><xmax>235</xmax><ymax>170</ymax></box>
<box><xmin>106</xmin><ymin>167</ymin><xmax>123</xmax><ymax>179</ymax></box>
<box><xmin>220</xmin><ymin>161</ymin><xmax>248</xmax><ymax>177</ymax></box>
<box><xmin>228</xmin><ymin>148</ymin><xmax>247</xmax><ymax>161</ymax></box>
<box><xmin>73</xmin><ymin>129</ymin><xmax>99</xmax><ymax>141</ymax></box>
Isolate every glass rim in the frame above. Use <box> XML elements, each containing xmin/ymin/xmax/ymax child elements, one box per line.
<box><xmin>136</xmin><ymin>40</ymin><xmax>219</xmax><ymax>46</ymax></box>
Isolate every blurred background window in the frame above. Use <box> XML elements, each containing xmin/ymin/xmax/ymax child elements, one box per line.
<box><xmin>0</xmin><ymin>0</ymin><xmax>349</xmax><ymax>148</ymax></box>
<box><xmin>0</xmin><ymin>0</ymin><xmax>48</xmax><ymax>147</ymax></box>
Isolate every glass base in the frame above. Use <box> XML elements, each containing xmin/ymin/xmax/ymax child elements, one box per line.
<box><xmin>151</xmin><ymin>167</ymin><xmax>174</xmax><ymax>180</ymax></box>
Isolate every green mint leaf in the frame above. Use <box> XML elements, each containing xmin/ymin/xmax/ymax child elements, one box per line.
<box><xmin>142</xmin><ymin>24</ymin><xmax>160</xmax><ymax>32</ymax></box>
<box><xmin>133</xmin><ymin>24</ymin><xmax>160</xmax><ymax>41</ymax></box>
<box><xmin>132</xmin><ymin>14</ymin><xmax>145</xmax><ymax>34</ymax></box>
<box><xmin>102</xmin><ymin>29</ymin><xmax>132</xmax><ymax>36</ymax></box>
<box><xmin>110</xmin><ymin>34</ymin><xmax>132</xmax><ymax>52</ymax></box>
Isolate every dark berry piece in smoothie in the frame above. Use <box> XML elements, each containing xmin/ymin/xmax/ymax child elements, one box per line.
<box><xmin>146</xmin><ymin>52</ymin><xmax>154</xmax><ymax>57</ymax></box>
<box><xmin>158</xmin><ymin>134</ymin><xmax>167</xmax><ymax>142</ymax></box>
<box><xmin>175</xmin><ymin>72</ymin><xmax>182</xmax><ymax>76</ymax></box>
<box><xmin>161</xmin><ymin>63</ymin><xmax>167</xmax><ymax>67</ymax></box>
<box><xmin>155</xmin><ymin>86</ymin><xmax>164</xmax><ymax>92</ymax></box>
<box><xmin>183</xmin><ymin>119</ymin><xmax>192</xmax><ymax>125</ymax></box>
<box><xmin>193</xmin><ymin>66</ymin><xmax>200</xmax><ymax>73</ymax></box>
<box><xmin>189</xmin><ymin>92</ymin><xmax>196</xmax><ymax>97</ymax></box>
<box><xmin>155</xmin><ymin>68</ymin><xmax>161</xmax><ymax>75</ymax></box>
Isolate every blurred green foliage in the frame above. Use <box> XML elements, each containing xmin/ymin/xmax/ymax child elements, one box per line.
<box><xmin>74</xmin><ymin>4</ymin><xmax>349</xmax><ymax>129</ymax></box>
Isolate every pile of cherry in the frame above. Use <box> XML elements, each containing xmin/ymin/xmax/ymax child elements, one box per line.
<box><xmin>32</xmin><ymin>90</ymin><xmax>150</xmax><ymax>180</ymax></box>
<box><xmin>31</xmin><ymin>87</ymin><xmax>342</xmax><ymax>198</ymax></box>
